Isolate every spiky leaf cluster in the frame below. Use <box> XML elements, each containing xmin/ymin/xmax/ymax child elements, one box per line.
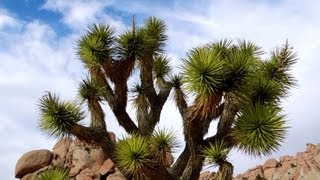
<box><xmin>118</xmin><ymin>17</ymin><xmax>167</xmax><ymax>62</ymax></box>
<box><xmin>77</xmin><ymin>24</ymin><xmax>115</xmax><ymax>68</ymax></box>
<box><xmin>78</xmin><ymin>78</ymin><xmax>104</xmax><ymax>102</ymax></box>
<box><xmin>239</xmin><ymin>77</ymin><xmax>285</xmax><ymax>105</ymax></box>
<box><xmin>182</xmin><ymin>47</ymin><xmax>225</xmax><ymax>97</ymax></box>
<box><xmin>38</xmin><ymin>93</ymin><xmax>85</xmax><ymax>138</ymax></box>
<box><xmin>131</xmin><ymin>83</ymin><xmax>150</xmax><ymax>108</ymax></box>
<box><xmin>36</xmin><ymin>168</ymin><xmax>69</xmax><ymax>180</ymax></box>
<box><xmin>222</xmin><ymin>49</ymin><xmax>255</xmax><ymax>91</ymax></box>
<box><xmin>233</xmin><ymin>103</ymin><xmax>287</xmax><ymax>156</ymax></box>
<box><xmin>149</xmin><ymin>129</ymin><xmax>178</xmax><ymax>165</ymax></box>
<box><xmin>262</xmin><ymin>41</ymin><xmax>297</xmax><ymax>91</ymax></box>
<box><xmin>144</xmin><ymin>17</ymin><xmax>167</xmax><ymax>52</ymax></box>
<box><xmin>203</xmin><ymin>140</ymin><xmax>231</xmax><ymax>166</ymax></box>
<box><xmin>118</xmin><ymin>28</ymin><xmax>147</xmax><ymax>60</ymax></box>
<box><xmin>115</xmin><ymin>134</ymin><xmax>155</xmax><ymax>178</ymax></box>
<box><xmin>152</xmin><ymin>55</ymin><xmax>171</xmax><ymax>79</ymax></box>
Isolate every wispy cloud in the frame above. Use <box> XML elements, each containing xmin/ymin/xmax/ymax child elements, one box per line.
<box><xmin>42</xmin><ymin>0</ymin><xmax>125</xmax><ymax>32</ymax></box>
<box><xmin>0</xmin><ymin>9</ymin><xmax>18</xmax><ymax>29</ymax></box>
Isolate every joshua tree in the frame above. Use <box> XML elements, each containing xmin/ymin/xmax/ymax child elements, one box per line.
<box><xmin>38</xmin><ymin>17</ymin><xmax>297</xmax><ymax>180</ymax></box>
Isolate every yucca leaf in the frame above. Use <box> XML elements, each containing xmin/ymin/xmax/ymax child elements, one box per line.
<box><xmin>118</xmin><ymin>28</ymin><xmax>147</xmax><ymax>60</ymax></box>
<box><xmin>240</xmin><ymin>76</ymin><xmax>285</xmax><ymax>105</ymax></box>
<box><xmin>144</xmin><ymin>17</ymin><xmax>167</xmax><ymax>53</ymax></box>
<box><xmin>38</xmin><ymin>92</ymin><xmax>85</xmax><ymax>139</ymax></box>
<box><xmin>87</xmin><ymin>24</ymin><xmax>116</xmax><ymax>47</ymax></box>
<box><xmin>223</xmin><ymin>48</ymin><xmax>255</xmax><ymax>91</ymax></box>
<box><xmin>115</xmin><ymin>134</ymin><xmax>155</xmax><ymax>178</ymax></box>
<box><xmin>149</xmin><ymin>129</ymin><xmax>179</xmax><ymax>153</ymax></box>
<box><xmin>149</xmin><ymin>129</ymin><xmax>178</xmax><ymax>166</ymax></box>
<box><xmin>78</xmin><ymin>77</ymin><xmax>104</xmax><ymax>102</ymax></box>
<box><xmin>236</xmin><ymin>39</ymin><xmax>264</xmax><ymax>57</ymax></box>
<box><xmin>36</xmin><ymin>168</ymin><xmax>70</xmax><ymax>180</ymax></box>
<box><xmin>169</xmin><ymin>74</ymin><xmax>183</xmax><ymax>89</ymax></box>
<box><xmin>152</xmin><ymin>55</ymin><xmax>171</xmax><ymax>79</ymax></box>
<box><xmin>232</xmin><ymin>103</ymin><xmax>288</xmax><ymax>156</ymax></box>
<box><xmin>182</xmin><ymin>46</ymin><xmax>224</xmax><ymax>97</ymax></box>
<box><xmin>203</xmin><ymin>140</ymin><xmax>231</xmax><ymax>166</ymax></box>
<box><xmin>131</xmin><ymin>83</ymin><xmax>150</xmax><ymax>109</ymax></box>
<box><xmin>209</xmin><ymin>39</ymin><xmax>232</xmax><ymax>59</ymax></box>
<box><xmin>77</xmin><ymin>34</ymin><xmax>109</xmax><ymax>68</ymax></box>
<box><xmin>77</xmin><ymin>24</ymin><xmax>115</xmax><ymax>68</ymax></box>
<box><xmin>262</xmin><ymin>43</ymin><xmax>297</xmax><ymax>88</ymax></box>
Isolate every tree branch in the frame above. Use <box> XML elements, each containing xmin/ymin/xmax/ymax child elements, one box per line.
<box><xmin>113</xmin><ymin>82</ymin><xmax>139</xmax><ymax>133</ymax></box>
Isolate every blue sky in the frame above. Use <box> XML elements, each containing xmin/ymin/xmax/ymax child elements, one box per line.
<box><xmin>1</xmin><ymin>0</ymin><xmax>320</xmax><ymax>179</ymax></box>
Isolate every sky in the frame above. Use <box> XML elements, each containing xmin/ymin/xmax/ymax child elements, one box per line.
<box><xmin>1</xmin><ymin>0</ymin><xmax>320</xmax><ymax>179</ymax></box>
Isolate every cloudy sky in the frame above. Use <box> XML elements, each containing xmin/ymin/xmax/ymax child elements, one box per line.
<box><xmin>1</xmin><ymin>0</ymin><xmax>320</xmax><ymax>179</ymax></box>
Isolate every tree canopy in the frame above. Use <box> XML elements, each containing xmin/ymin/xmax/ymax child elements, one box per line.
<box><xmin>37</xmin><ymin>17</ymin><xmax>297</xmax><ymax>180</ymax></box>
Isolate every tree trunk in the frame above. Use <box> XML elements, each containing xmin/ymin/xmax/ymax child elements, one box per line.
<box><xmin>88</xmin><ymin>99</ymin><xmax>106</xmax><ymax>131</ymax></box>
<box><xmin>169</xmin><ymin>145</ymin><xmax>190</xmax><ymax>178</ymax></box>
<box><xmin>215</xmin><ymin>161</ymin><xmax>233</xmax><ymax>180</ymax></box>
<box><xmin>180</xmin><ymin>154</ymin><xmax>205</xmax><ymax>180</ymax></box>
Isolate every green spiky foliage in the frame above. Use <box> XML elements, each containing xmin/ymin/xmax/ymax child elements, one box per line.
<box><xmin>182</xmin><ymin>46</ymin><xmax>225</xmax><ymax>97</ymax></box>
<box><xmin>36</xmin><ymin>168</ymin><xmax>70</xmax><ymax>180</ymax></box>
<box><xmin>78</xmin><ymin>78</ymin><xmax>104</xmax><ymax>102</ymax></box>
<box><xmin>38</xmin><ymin>92</ymin><xmax>85</xmax><ymax>139</ymax></box>
<box><xmin>149</xmin><ymin>129</ymin><xmax>179</xmax><ymax>165</ymax></box>
<box><xmin>262</xmin><ymin>41</ymin><xmax>297</xmax><ymax>90</ymax></box>
<box><xmin>77</xmin><ymin>24</ymin><xmax>115</xmax><ymax>68</ymax></box>
<box><xmin>115</xmin><ymin>134</ymin><xmax>155</xmax><ymax>178</ymax></box>
<box><xmin>203</xmin><ymin>140</ymin><xmax>231</xmax><ymax>166</ymax></box>
<box><xmin>34</xmin><ymin>16</ymin><xmax>297</xmax><ymax>180</ymax></box>
<box><xmin>78</xmin><ymin>78</ymin><xmax>106</xmax><ymax>130</ymax></box>
<box><xmin>233</xmin><ymin>103</ymin><xmax>287</xmax><ymax>156</ymax></box>
<box><xmin>153</xmin><ymin>55</ymin><xmax>171</xmax><ymax>79</ymax></box>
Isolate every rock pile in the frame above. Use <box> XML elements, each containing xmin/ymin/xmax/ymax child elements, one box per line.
<box><xmin>198</xmin><ymin>143</ymin><xmax>320</xmax><ymax>180</ymax></box>
<box><xmin>16</xmin><ymin>137</ymin><xmax>320</xmax><ymax>179</ymax></box>
<box><xmin>15</xmin><ymin>132</ymin><xmax>174</xmax><ymax>180</ymax></box>
<box><xmin>233</xmin><ymin>143</ymin><xmax>320</xmax><ymax>180</ymax></box>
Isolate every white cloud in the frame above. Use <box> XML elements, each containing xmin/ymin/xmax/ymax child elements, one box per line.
<box><xmin>0</xmin><ymin>11</ymin><xmax>83</xmax><ymax>179</ymax></box>
<box><xmin>0</xmin><ymin>10</ymin><xmax>18</xmax><ymax>29</ymax></box>
<box><xmin>42</xmin><ymin>0</ymin><xmax>125</xmax><ymax>32</ymax></box>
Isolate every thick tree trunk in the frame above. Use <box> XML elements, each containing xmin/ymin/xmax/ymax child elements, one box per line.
<box><xmin>169</xmin><ymin>145</ymin><xmax>190</xmax><ymax>178</ymax></box>
<box><xmin>215</xmin><ymin>161</ymin><xmax>234</xmax><ymax>180</ymax></box>
<box><xmin>149</xmin><ymin>165</ymin><xmax>176</xmax><ymax>180</ymax></box>
<box><xmin>180</xmin><ymin>154</ymin><xmax>205</xmax><ymax>180</ymax></box>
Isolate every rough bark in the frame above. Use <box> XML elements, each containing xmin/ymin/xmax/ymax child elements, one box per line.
<box><xmin>113</xmin><ymin>81</ymin><xmax>139</xmax><ymax>133</ymax></box>
<box><xmin>180</xmin><ymin>154</ymin><xmax>205</xmax><ymax>180</ymax></box>
<box><xmin>215</xmin><ymin>161</ymin><xmax>234</xmax><ymax>180</ymax></box>
<box><xmin>169</xmin><ymin>144</ymin><xmax>190</xmax><ymax>178</ymax></box>
<box><xmin>88</xmin><ymin>99</ymin><xmax>106</xmax><ymax>131</ymax></box>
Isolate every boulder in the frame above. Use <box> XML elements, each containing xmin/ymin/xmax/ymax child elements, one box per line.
<box><xmin>233</xmin><ymin>144</ymin><xmax>320</xmax><ymax>180</ymax></box>
<box><xmin>263</xmin><ymin>167</ymin><xmax>276</xmax><ymax>179</ymax></box>
<box><xmin>107</xmin><ymin>171</ymin><xmax>127</xmax><ymax>180</ymax></box>
<box><xmin>52</xmin><ymin>138</ymin><xmax>73</xmax><ymax>167</ymax></box>
<box><xmin>99</xmin><ymin>158</ymin><xmax>114</xmax><ymax>176</ymax></box>
<box><xmin>76</xmin><ymin>168</ymin><xmax>101</xmax><ymax>180</ymax></box>
<box><xmin>70</xmin><ymin>148</ymin><xmax>90</xmax><ymax>177</ymax></box>
<box><xmin>90</xmin><ymin>148</ymin><xmax>105</xmax><ymax>169</ymax></box>
<box><xmin>52</xmin><ymin>138</ymin><xmax>72</xmax><ymax>151</ymax></box>
<box><xmin>15</xmin><ymin>149</ymin><xmax>52</xmax><ymax>178</ymax></box>
<box><xmin>21</xmin><ymin>173</ymin><xmax>35</xmax><ymax>180</ymax></box>
<box><xmin>263</xmin><ymin>158</ymin><xmax>278</xmax><ymax>169</ymax></box>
